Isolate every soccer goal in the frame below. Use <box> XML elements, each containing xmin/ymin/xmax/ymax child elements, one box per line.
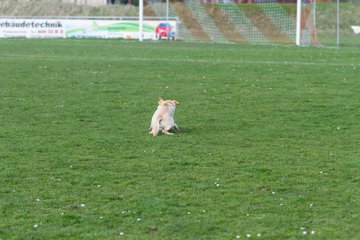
<box><xmin>140</xmin><ymin>0</ymin><xmax>319</xmax><ymax>46</ymax></box>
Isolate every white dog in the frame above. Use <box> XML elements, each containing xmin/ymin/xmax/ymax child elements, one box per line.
<box><xmin>149</xmin><ymin>97</ymin><xmax>179</xmax><ymax>137</ymax></box>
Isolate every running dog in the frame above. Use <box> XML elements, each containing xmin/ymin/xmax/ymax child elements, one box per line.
<box><xmin>149</xmin><ymin>97</ymin><xmax>179</xmax><ymax>137</ymax></box>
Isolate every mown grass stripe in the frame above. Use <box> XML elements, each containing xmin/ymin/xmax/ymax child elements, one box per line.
<box><xmin>1</xmin><ymin>53</ymin><xmax>359</xmax><ymax>67</ymax></box>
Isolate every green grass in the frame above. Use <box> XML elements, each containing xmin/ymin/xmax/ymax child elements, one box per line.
<box><xmin>0</xmin><ymin>39</ymin><xmax>360</xmax><ymax>239</ymax></box>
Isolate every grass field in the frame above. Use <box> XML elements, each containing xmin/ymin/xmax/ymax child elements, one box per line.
<box><xmin>0</xmin><ymin>39</ymin><xmax>359</xmax><ymax>239</ymax></box>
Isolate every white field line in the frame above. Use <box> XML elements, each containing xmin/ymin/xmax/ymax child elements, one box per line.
<box><xmin>1</xmin><ymin>53</ymin><xmax>359</xmax><ymax>67</ymax></box>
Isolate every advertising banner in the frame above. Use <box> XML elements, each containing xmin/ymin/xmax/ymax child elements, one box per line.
<box><xmin>0</xmin><ymin>19</ymin><xmax>65</xmax><ymax>38</ymax></box>
<box><xmin>0</xmin><ymin>18</ymin><xmax>177</xmax><ymax>40</ymax></box>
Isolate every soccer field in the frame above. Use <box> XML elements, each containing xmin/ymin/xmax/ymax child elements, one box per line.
<box><xmin>0</xmin><ymin>39</ymin><xmax>359</xmax><ymax>239</ymax></box>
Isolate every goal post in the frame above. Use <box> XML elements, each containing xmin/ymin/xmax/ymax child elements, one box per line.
<box><xmin>139</xmin><ymin>0</ymin><xmax>143</xmax><ymax>41</ymax></box>
<box><xmin>296</xmin><ymin>0</ymin><xmax>302</xmax><ymax>45</ymax></box>
<box><xmin>139</xmin><ymin>0</ymin><xmax>320</xmax><ymax>46</ymax></box>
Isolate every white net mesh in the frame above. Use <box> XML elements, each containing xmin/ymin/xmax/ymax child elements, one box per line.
<box><xmin>184</xmin><ymin>0</ymin><xmax>230</xmax><ymax>43</ymax></box>
<box><xmin>256</xmin><ymin>1</ymin><xmax>296</xmax><ymax>42</ymax></box>
<box><xmin>146</xmin><ymin>0</ymin><xmax>316</xmax><ymax>45</ymax></box>
<box><xmin>300</xmin><ymin>0</ymin><xmax>318</xmax><ymax>45</ymax></box>
<box><xmin>219</xmin><ymin>4</ymin><xmax>270</xmax><ymax>44</ymax></box>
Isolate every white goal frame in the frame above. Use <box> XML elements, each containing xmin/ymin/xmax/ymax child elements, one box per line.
<box><xmin>296</xmin><ymin>0</ymin><xmax>302</xmax><ymax>45</ymax></box>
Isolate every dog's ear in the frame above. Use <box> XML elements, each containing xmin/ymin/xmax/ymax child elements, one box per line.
<box><xmin>158</xmin><ymin>97</ymin><xmax>164</xmax><ymax>104</ymax></box>
<box><xmin>174</xmin><ymin>100</ymin><xmax>179</xmax><ymax>105</ymax></box>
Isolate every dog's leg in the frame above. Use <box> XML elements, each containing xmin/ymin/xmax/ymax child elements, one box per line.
<box><xmin>150</xmin><ymin>124</ymin><xmax>160</xmax><ymax>137</ymax></box>
<box><xmin>162</xmin><ymin>129</ymin><xmax>174</xmax><ymax>135</ymax></box>
<box><xmin>173</xmin><ymin>124</ymin><xmax>180</xmax><ymax>132</ymax></box>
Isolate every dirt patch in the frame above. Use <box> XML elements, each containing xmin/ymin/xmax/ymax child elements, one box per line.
<box><xmin>172</xmin><ymin>2</ymin><xmax>210</xmax><ymax>41</ymax></box>
<box><xmin>242</xmin><ymin>5</ymin><xmax>292</xmax><ymax>44</ymax></box>
<box><xmin>204</xmin><ymin>4</ymin><xmax>248</xmax><ymax>44</ymax></box>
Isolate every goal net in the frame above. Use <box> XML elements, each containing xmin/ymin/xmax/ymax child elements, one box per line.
<box><xmin>299</xmin><ymin>0</ymin><xmax>319</xmax><ymax>45</ymax></box>
<box><xmin>146</xmin><ymin>0</ymin><xmax>318</xmax><ymax>45</ymax></box>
